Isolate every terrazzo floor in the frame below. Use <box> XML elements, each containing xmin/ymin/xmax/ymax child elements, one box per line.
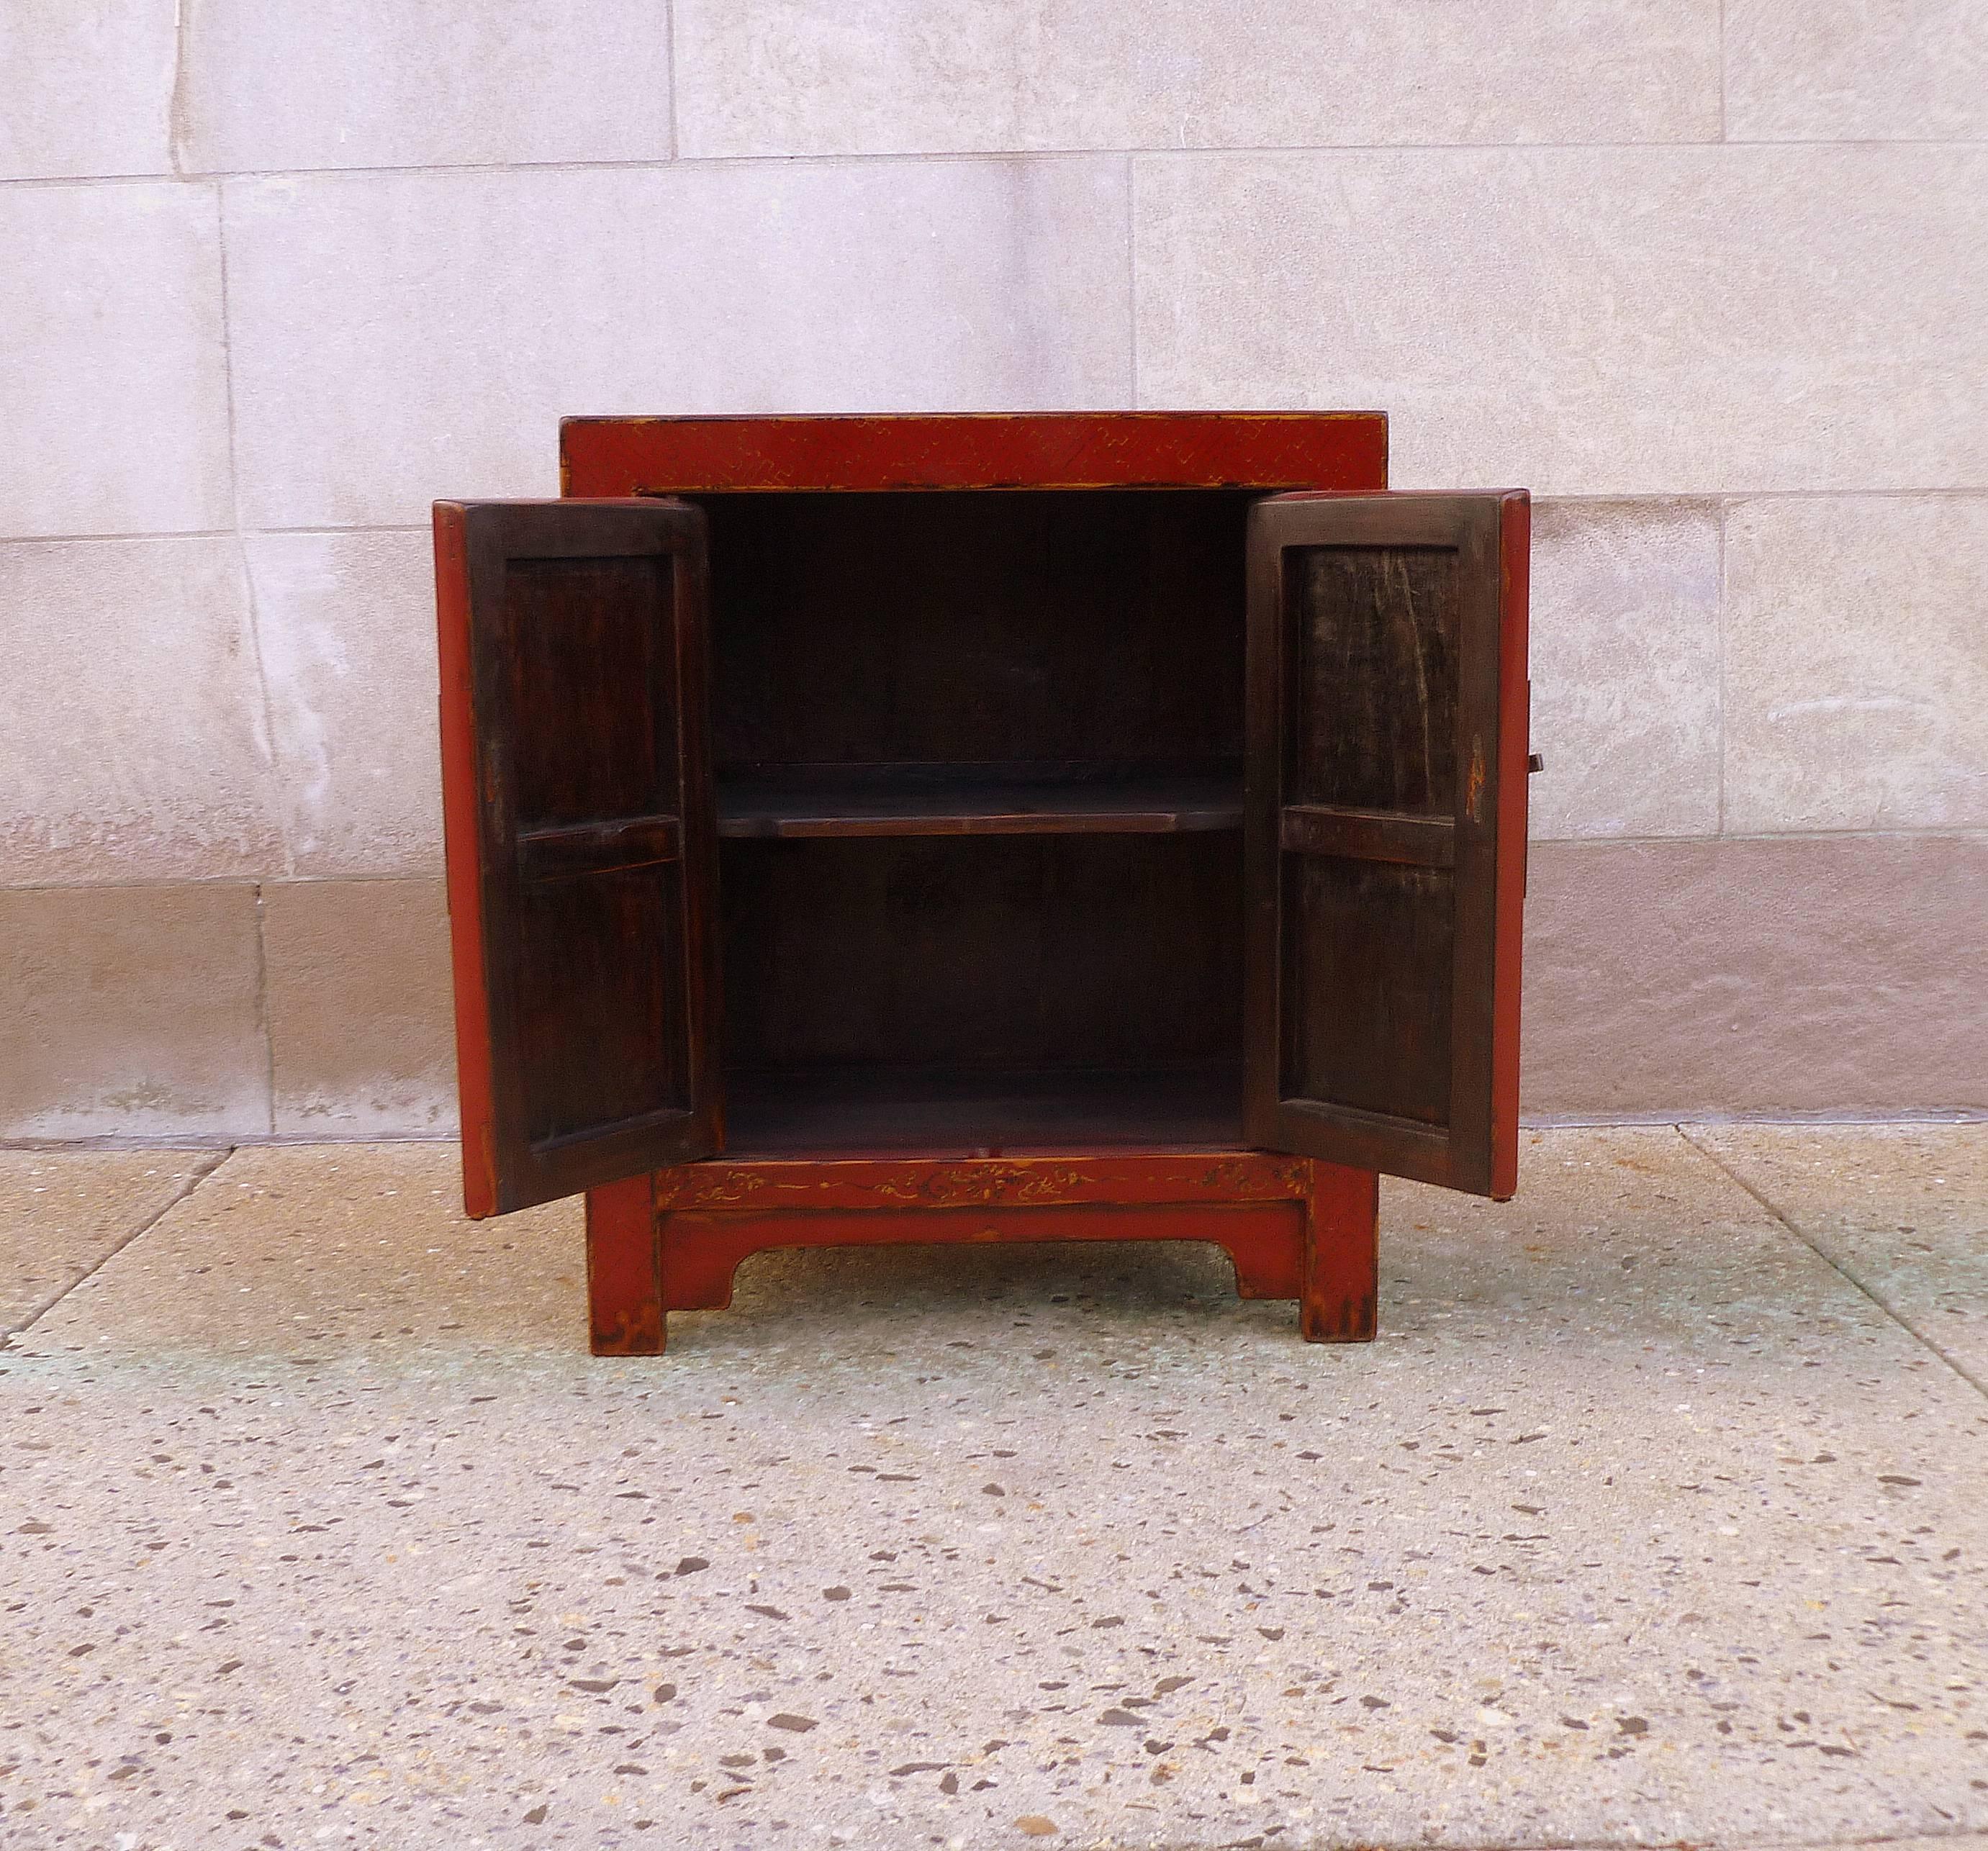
<box><xmin>1</xmin><ymin>1125</ymin><xmax>1983</xmax><ymax>1851</ymax></box>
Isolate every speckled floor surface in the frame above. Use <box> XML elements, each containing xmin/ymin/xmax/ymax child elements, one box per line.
<box><xmin>1</xmin><ymin>1126</ymin><xmax>1983</xmax><ymax>1851</ymax></box>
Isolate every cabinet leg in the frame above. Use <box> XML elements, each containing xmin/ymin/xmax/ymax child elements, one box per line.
<box><xmin>1300</xmin><ymin>1164</ymin><xmax>1379</xmax><ymax>1343</ymax></box>
<box><xmin>585</xmin><ymin>1173</ymin><xmax>664</xmax><ymax>1355</ymax></box>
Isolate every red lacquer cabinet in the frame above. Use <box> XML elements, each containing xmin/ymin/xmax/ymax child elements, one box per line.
<box><xmin>435</xmin><ymin>414</ymin><xmax>1531</xmax><ymax>1354</ymax></box>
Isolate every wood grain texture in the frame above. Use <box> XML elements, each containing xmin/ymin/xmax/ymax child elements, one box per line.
<box><xmin>1278</xmin><ymin>805</ymin><xmax>1455</xmax><ymax>867</ymax></box>
<box><xmin>562</xmin><ymin>411</ymin><xmax>1388</xmax><ymax>497</ymax></box>
<box><xmin>518</xmin><ymin>814</ymin><xmax>682</xmax><ymax>881</ymax></box>
<box><xmin>1284</xmin><ymin>857</ymin><xmax>1455</xmax><ymax>1128</ymax></box>
<box><xmin>435</xmin><ymin>498</ymin><xmax>722</xmax><ymax>1217</ymax></box>
<box><xmin>1242</xmin><ymin>492</ymin><xmax>1530</xmax><ymax>1199</ymax></box>
<box><xmin>1288</xmin><ymin>541</ymin><xmax>1458</xmax><ymax>815</ymax></box>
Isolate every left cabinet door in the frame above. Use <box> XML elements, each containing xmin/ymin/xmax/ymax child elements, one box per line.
<box><xmin>435</xmin><ymin>499</ymin><xmax>723</xmax><ymax>1217</ymax></box>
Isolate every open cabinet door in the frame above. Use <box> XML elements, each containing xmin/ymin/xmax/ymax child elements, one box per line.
<box><xmin>435</xmin><ymin>499</ymin><xmax>722</xmax><ymax>1218</ymax></box>
<box><xmin>1243</xmin><ymin>492</ymin><xmax>1530</xmax><ymax>1199</ymax></box>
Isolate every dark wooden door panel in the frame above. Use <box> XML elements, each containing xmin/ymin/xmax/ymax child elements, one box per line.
<box><xmin>436</xmin><ymin>499</ymin><xmax>721</xmax><ymax>1217</ymax></box>
<box><xmin>1284</xmin><ymin>856</ymin><xmax>1456</xmax><ymax>1128</ymax></box>
<box><xmin>1286</xmin><ymin>541</ymin><xmax>1459</xmax><ymax>816</ymax></box>
<box><xmin>502</xmin><ymin>553</ymin><xmax>681</xmax><ymax>818</ymax></box>
<box><xmin>513</xmin><ymin>870</ymin><xmax>690</xmax><ymax>1144</ymax></box>
<box><xmin>1244</xmin><ymin>492</ymin><xmax>1530</xmax><ymax>1199</ymax></box>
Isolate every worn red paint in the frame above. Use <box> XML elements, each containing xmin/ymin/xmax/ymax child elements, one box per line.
<box><xmin>422</xmin><ymin>412</ymin><xmax>1548</xmax><ymax>1354</ymax></box>
<box><xmin>585</xmin><ymin>1151</ymin><xmax>1380</xmax><ymax>1355</ymax></box>
<box><xmin>584</xmin><ymin>1172</ymin><xmax>661</xmax><ymax>1354</ymax></box>
<box><xmin>561</xmin><ymin>411</ymin><xmax>1389</xmax><ymax>497</ymax></box>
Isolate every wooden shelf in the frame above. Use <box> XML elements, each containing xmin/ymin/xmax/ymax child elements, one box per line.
<box><xmin>723</xmin><ymin>1065</ymin><xmax>1244</xmax><ymax>1157</ymax></box>
<box><xmin>716</xmin><ymin>772</ymin><xmax>1243</xmax><ymax>840</ymax></box>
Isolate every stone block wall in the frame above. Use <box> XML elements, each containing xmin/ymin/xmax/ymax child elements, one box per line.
<box><xmin>4</xmin><ymin>1</ymin><xmax>1983</xmax><ymax>1136</ymax></box>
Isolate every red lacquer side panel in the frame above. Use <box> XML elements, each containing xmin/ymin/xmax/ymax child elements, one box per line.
<box><xmin>433</xmin><ymin>504</ymin><xmax>499</xmax><ymax>1219</ymax></box>
<box><xmin>1490</xmin><ymin>496</ymin><xmax>1532</xmax><ymax>1200</ymax></box>
<box><xmin>561</xmin><ymin>412</ymin><xmax>1389</xmax><ymax>497</ymax></box>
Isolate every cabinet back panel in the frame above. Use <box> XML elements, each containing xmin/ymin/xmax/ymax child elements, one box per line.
<box><xmin>703</xmin><ymin>491</ymin><xmax>1250</xmax><ymax>771</ymax></box>
<box><xmin>724</xmin><ymin>1064</ymin><xmax>1242</xmax><ymax>1155</ymax></box>
<box><xmin>720</xmin><ymin>833</ymin><xmax>1244</xmax><ymax>1075</ymax></box>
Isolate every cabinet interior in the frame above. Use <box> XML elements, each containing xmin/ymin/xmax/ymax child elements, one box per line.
<box><xmin>698</xmin><ymin>488</ymin><xmax>1255</xmax><ymax>1153</ymax></box>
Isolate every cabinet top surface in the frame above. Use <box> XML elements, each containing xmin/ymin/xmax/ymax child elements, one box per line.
<box><xmin>560</xmin><ymin>411</ymin><xmax>1390</xmax><ymax>496</ymax></box>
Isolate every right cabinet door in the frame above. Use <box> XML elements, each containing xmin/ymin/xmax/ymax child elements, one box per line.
<box><xmin>1243</xmin><ymin>492</ymin><xmax>1530</xmax><ymax>1199</ymax></box>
